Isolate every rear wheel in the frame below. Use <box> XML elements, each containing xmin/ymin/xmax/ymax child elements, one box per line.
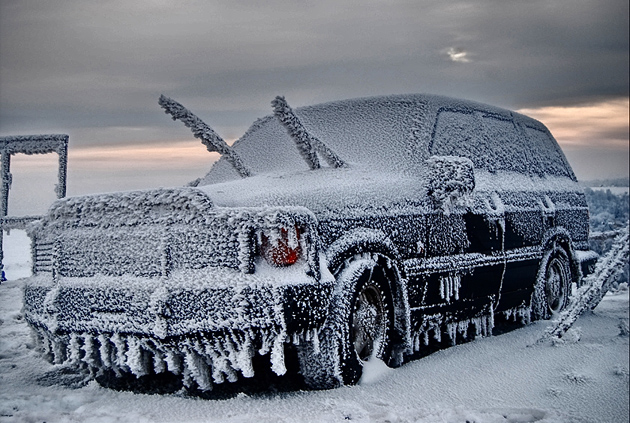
<box><xmin>532</xmin><ymin>245</ymin><xmax>571</xmax><ymax>320</ymax></box>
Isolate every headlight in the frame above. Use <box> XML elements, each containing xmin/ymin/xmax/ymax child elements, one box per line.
<box><xmin>260</xmin><ymin>225</ymin><xmax>302</xmax><ymax>267</ymax></box>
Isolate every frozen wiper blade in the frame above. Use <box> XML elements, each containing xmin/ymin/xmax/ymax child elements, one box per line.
<box><xmin>272</xmin><ymin>96</ymin><xmax>346</xmax><ymax>170</ymax></box>
<box><xmin>159</xmin><ymin>95</ymin><xmax>252</xmax><ymax>178</ymax></box>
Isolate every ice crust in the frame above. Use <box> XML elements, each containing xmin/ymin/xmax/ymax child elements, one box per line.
<box><xmin>22</xmin><ymin>94</ymin><xmax>593</xmax><ymax>390</ymax></box>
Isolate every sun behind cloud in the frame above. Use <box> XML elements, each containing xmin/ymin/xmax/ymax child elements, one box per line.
<box><xmin>445</xmin><ymin>47</ymin><xmax>471</xmax><ymax>63</ymax></box>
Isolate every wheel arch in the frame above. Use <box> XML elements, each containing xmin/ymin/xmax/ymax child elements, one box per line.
<box><xmin>541</xmin><ymin>226</ymin><xmax>581</xmax><ymax>285</ymax></box>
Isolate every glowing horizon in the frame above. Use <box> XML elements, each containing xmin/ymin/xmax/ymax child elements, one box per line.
<box><xmin>517</xmin><ymin>97</ymin><xmax>629</xmax><ymax>151</ymax></box>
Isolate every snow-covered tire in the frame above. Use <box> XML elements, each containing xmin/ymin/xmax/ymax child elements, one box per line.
<box><xmin>342</xmin><ymin>267</ymin><xmax>393</xmax><ymax>384</ymax></box>
<box><xmin>299</xmin><ymin>256</ymin><xmax>394</xmax><ymax>388</ymax></box>
<box><xmin>531</xmin><ymin>245</ymin><xmax>571</xmax><ymax>320</ymax></box>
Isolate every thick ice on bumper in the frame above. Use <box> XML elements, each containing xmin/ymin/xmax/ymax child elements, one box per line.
<box><xmin>23</xmin><ymin>265</ymin><xmax>334</xmax><ymax>390</ymax></box>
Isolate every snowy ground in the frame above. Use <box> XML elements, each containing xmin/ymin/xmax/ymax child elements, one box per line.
<box><xmin>1</xmin><ymin>230</ymin><xmax>628</xmax><ymax>423</ymax></box>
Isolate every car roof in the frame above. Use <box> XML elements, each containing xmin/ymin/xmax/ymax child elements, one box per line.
<box><xmin>198</xmin><ymin>94</ymin><xmax>573</xmax><ymax>185</ymax></box>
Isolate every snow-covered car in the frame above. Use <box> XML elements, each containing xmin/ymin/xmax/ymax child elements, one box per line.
<box><xmin>23</xmin><ymin>94</ymin><xmax>597</xmax><ymax>390</ymax></box>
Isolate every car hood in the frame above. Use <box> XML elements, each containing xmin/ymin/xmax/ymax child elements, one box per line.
<box><xmin>197</xmin><ymin>166</ymin><xmax>429</xmax><ymax>218</ymax></box>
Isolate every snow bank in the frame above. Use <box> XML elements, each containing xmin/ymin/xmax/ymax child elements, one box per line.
<box><xmin>2</xmin><ymin>274</ymin><xmax>628</xmax><ymax>421</ymax></box>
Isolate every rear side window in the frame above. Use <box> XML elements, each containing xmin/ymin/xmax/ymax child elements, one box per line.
<box><xmin>522</xmin><ymin>125</ymin><xmax>572</xmax><ymax>177</ymax></box>
<box><xmin>431</xmin><ymin>108</ymin><xmax>571</xmax><ymax>177</ymax></box>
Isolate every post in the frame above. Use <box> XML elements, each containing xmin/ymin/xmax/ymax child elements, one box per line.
<box><xmin>0</xmin><ymin>151</ymin><xmax>10</xmax><ymax>281</ymax></box>
<box><xmin>56</xmin><ymin>142</ymin><xmax>68</xmax><ymax>198</ymax></box>
<box><xmin>1</xmin><ymin>151</ymin><xmax>10</xmax><ymax>218</ymax></box>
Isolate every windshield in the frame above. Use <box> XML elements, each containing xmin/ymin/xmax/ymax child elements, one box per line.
<box><xmin>198</xmin><ymin>95</ymin><xmax>431</xmax><ymax>185</ymax></box>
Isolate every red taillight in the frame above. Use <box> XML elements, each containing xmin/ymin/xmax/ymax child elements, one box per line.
<box><xmin>260</xmin><ymin>226</ymin><xmax>302</xmax><ymax>267</ymax></box>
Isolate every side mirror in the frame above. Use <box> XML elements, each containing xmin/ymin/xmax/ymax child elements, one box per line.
<box><xmin>425</xmin><ymin>156</ymin><xmax>475</xmax><ymax>210</ymax></box>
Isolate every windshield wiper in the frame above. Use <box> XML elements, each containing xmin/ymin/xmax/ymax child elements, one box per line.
<box><xmin>272</xmin><ymin>96</ymin><xmax>346</xmax><ymax>170</ymax></box>
<box><xmin>159</xmin><ymin>95</ymin><xmax>252</xmax><ymax>178</ymax></box>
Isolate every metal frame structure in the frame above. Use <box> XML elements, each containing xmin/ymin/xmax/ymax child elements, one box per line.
<box><xmin>0</xmin><ymin>134</ymin><xmax>68</xmax><ymax>281</ymax></box>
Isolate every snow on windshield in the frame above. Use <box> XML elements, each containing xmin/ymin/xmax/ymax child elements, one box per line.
<box><xmin>198</xmin><ymin>95</ymin><xmax>432</xmax><ymax>184</ymax></box>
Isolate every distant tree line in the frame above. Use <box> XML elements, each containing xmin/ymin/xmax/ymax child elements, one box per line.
<box><xmin>584</xmin><ymin>187</ymin><xmax>629</xmax><ymax>288</ymax></box>
<box><xmin>584</xmin><ymin>188</ymin><xmax>629</xmax><ymax>233</ymax></box>
<box><xmin>580</xmin><ymin>177</ymin><xmax>630</xmax><ymax>188</ymax></box>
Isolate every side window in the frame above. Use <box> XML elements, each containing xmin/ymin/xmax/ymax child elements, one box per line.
<box><xmin>431</xmin><ymin>109</ymin><xmax>480</xmax><ymax>160</ymax></box>
<box><xmin>479</xmin><ymin>114</ymin><xmax>527</xmax><ymax>173</ymax></box>
<box><xmin>432</xmin><ymin>109</ymin><xmax>523</xmax><ymax>173</ymax></box>
<box><xmin>431</xmin><ymin>108</ymin><xmax>572</xmax><ymax>178</ymax></box>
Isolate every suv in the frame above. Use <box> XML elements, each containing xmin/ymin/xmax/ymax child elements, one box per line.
<box><xmin>24</xmin><ymin>94</ymin><xmax>596</xmax><ymax>390</ymax></box>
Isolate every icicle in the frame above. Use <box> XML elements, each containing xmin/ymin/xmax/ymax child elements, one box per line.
<box><xmin>40</xmin><ymin>332</ymin><xmax>52</xmax><ymax>357</ymax></box>
<box><xmin>81</xmin><ymin>334</ymin><xmax>96</xmax><ymax>368</ymax></box>
<box><xmin>67</xmin><ymin>333</ymin><xmax>82</xmax><ymax>365</ymax></box>
<box><xmin>439</xmin><ymin>274</ymin><xmax>461</xmax><ymax>303</ymax></box>
<box><xmin>423</xmin><ymin>330</ymin><xmax>430</xmax><ymax>346</ymax></box>
<box><xmin>433</xmin><ymin>327</ymin><xmax>442</xmax><ymax>343</ymax></box>
<box><xmin>212</xmin><ymin>337</ymin><xmax>238</xmax><ymax>383</ymax></box>
<box><xmin>52</xmin><ymin>337</ymin><xmax>67</xmax><ymax>364</ymax></box>
<box><xmin>270</xmin><ymin>332</ymin><xmax>287</xmax><ymax>376</ymax></box>
<box><xmin>223</xmin><ymin>333</ymin><xmax>240</xmax><ymax>372</ymax></box>
<box><xmin>182</xmin><ymin>366</ymin><xmax>193</xmax><ymax>388</ymax></box>
<box><xmin>98</xmin><ymin>334</ymin><xmax>112</xmax><ymax>369</ymax></box>
<box><xmin>205</xmin><ymin>347</ymin><xmax>226</xmax><ymax>384</ymax></box>
<box><xmin>453</xmin><ymin>276</ymin><xmax>460</xmax><ymax>301</ymax></box>
<box><xmin>164</xmin><ymin>350</ymin><xmax>182</xmax><ymax>375</ymax></box>
<box><xmin>111</xmin><ymin>333</ymin><xmax>128</xmax><ymax>370</ymax></box>
<box><xmin>183</xmin><ymin>347</ymin><xmax>212</xmax><ymax>391</ymax></box>
<box><xmin>447</xmin><ymin>323</ymin><xmax>457</xmax><ymax>344</ymax></box>
<box><xmin>458</xmin><ymin>321</ymin><xmax>468</xmax><ymax>339</ymax></box>
<box><xmin>236</xmin><ymin>334</ymin><xmax>255</xmax><ymax>378</ymax></box>
<box><xmin>126</xmin><ymin>336</ymin><xmax>148</xmax><ymax>377</ymax></box>
<box><xmin>153</xmin><ymin>349</ymin><xmax>166</xmax><ymax>374</ymax></box>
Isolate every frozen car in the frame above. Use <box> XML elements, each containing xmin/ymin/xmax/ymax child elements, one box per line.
<box><xmin>23</xmin><ymin>94</ymin><xmax>597</xmax><ymax>390</ymax></box>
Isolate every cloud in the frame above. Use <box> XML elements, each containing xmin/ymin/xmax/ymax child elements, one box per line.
<box><xmin>445</xmin><ymin>47</ymin><xmax>471</xmax><ymax>63</ymax></box>
<box><xmin>518</xmin><ymin>98</ymin><xmax>629</xmax><ymax>180</ymax></box>
<box><xmin>0</xmin><ymin>0</ymin><xmax>627</xmax><ymax>184</ymax></box>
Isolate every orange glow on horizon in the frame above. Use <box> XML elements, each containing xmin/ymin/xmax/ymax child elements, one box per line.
<box><xmin>517</xmin><ymin>98</ymin><xmax>629</xmax><ymax>151</ymax></box>
<box><xmin>69</xmin><ymin>139</ymin><xmax>220</xmax><ymax>171</ymax></box>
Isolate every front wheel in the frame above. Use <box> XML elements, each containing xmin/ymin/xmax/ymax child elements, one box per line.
<box><xmin>342</xmin><ymin>265</ymin><xmax>393</xmax><ymax>384</ymax></box>
<box><xmin>298</xmin><ymin>257</ymin><xmax>395</xmax><ymax>389</ymax></box>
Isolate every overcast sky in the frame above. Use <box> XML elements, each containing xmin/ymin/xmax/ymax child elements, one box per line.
<box><xmin>0</xmin><ymin>0</ymin><xmax>628</xmax><ymax>215</ymax></box>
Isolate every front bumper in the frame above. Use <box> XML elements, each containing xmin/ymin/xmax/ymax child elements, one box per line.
<box><xmin>24</xmin><ymin>266</ymin><xmax>333</xmax><ymax>390</ymax></box>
